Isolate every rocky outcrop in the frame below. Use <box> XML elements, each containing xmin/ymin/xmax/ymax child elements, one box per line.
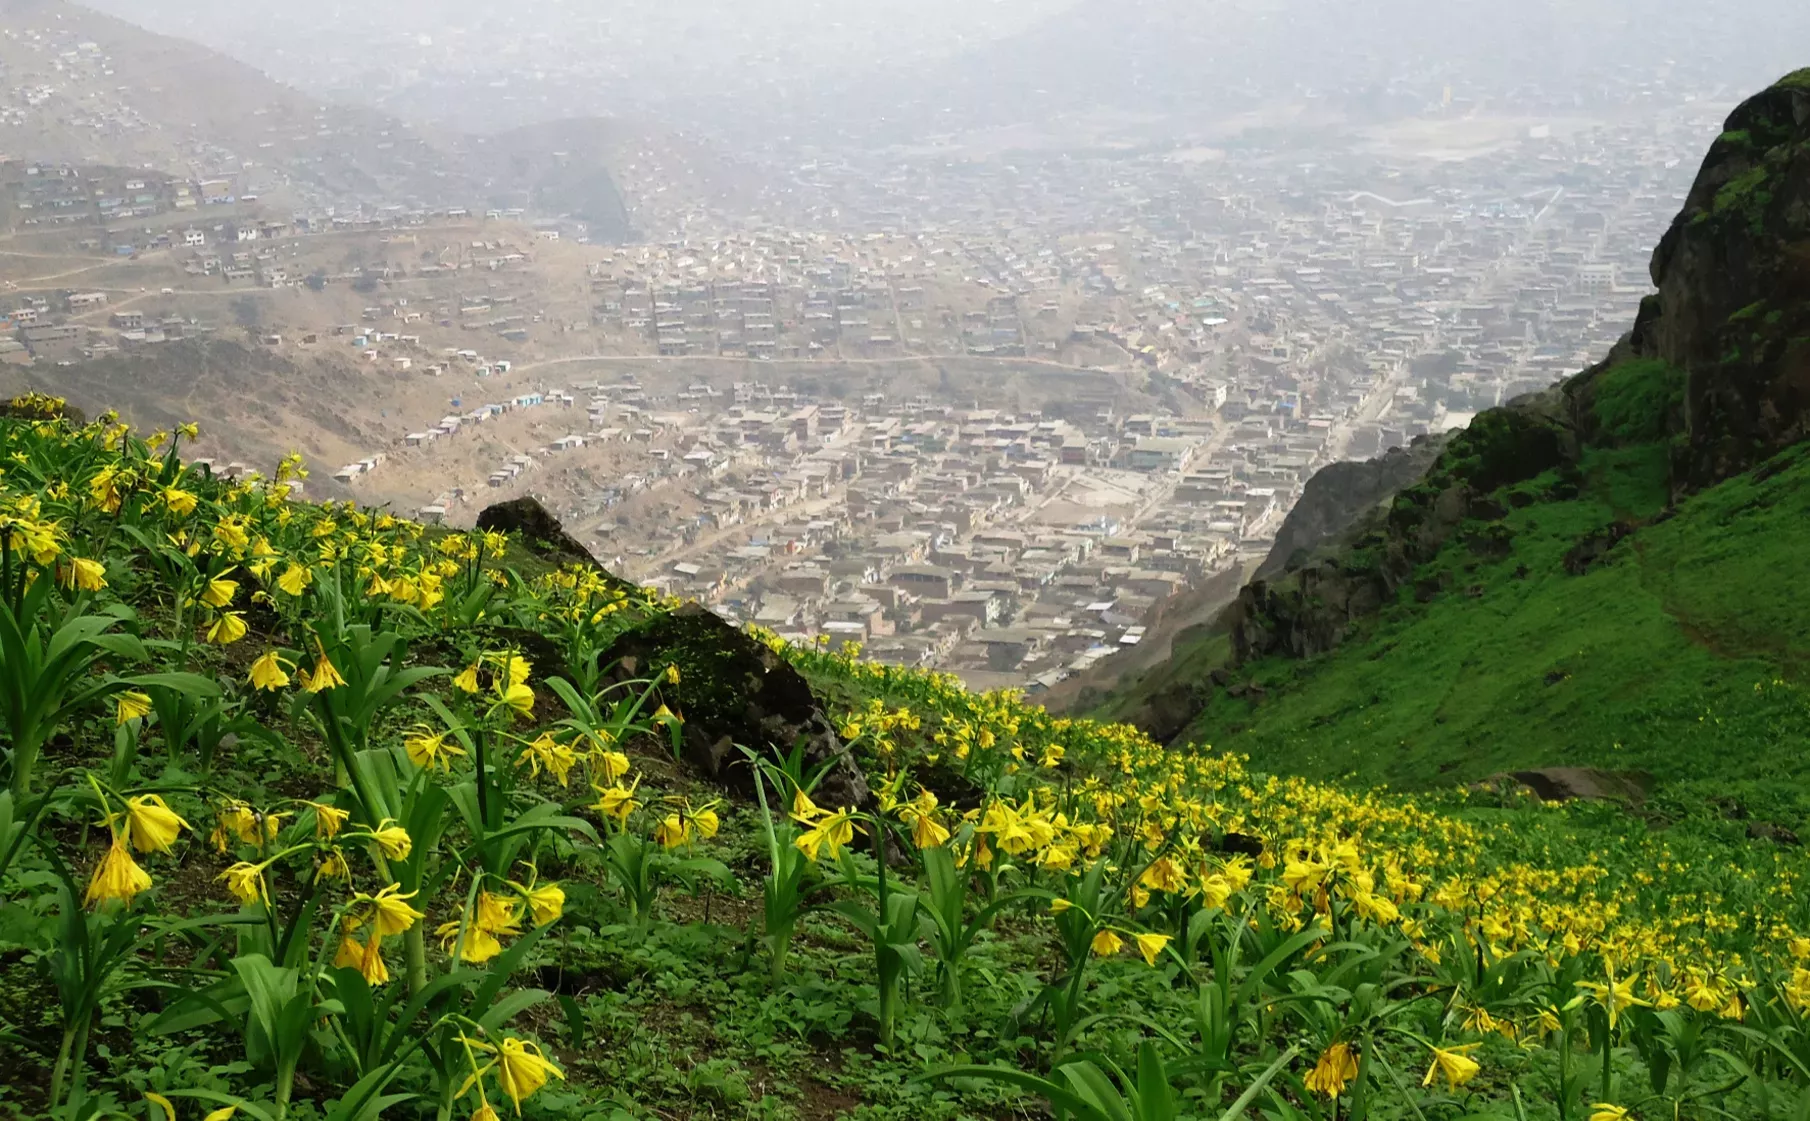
<box><xmin>600</xmin><ymin>603</ymin><xmax>871</xmax><ymax>813</ymax></box>
<box><xmin>476</xmin><ymin>497</ymin><xmax>632</xmax><ymax>590</ymax></box>
<box><xmin>1632</xmin><ymin>70</ymin><xmax>1810</xmax><ymax>488</ymax></box>
<box><xmin>1224</xmin><ymin>390</ymin><xmax>1573</xmax><ymax>664</ymax></box>
<box><xmin>1478</xmin><ymin>768</ymin><xmax>1654</xmax><ymax>804</ymax></box>
<box><xmin>1256</xmin><ymin>433</ymin><xmax>1449</xmax><ymax>581</ymax></box>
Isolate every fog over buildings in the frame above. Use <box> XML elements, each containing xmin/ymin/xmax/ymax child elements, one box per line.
<box><xmin>14</xmin><ymin>0</ymin><xmax>1807</xmax><ymax>685</ymax></box>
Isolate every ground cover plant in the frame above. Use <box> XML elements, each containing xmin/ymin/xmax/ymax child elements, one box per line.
<box><xmin>4</xmin><ymin>391</ymin><xmax>1810</xmax><ymax>1121</ymax></box>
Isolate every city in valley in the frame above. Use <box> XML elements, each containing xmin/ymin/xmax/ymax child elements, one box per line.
<box><xmin>0</xmin><ymin>0</ymin><xmax>1792</xmax><ymax>693</ymax></box>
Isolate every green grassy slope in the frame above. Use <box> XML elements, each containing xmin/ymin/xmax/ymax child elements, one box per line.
<box><xmin>1175</xmin><ymin>434</ymin><xmax>1810</xmax><ymax>820</ymax></box>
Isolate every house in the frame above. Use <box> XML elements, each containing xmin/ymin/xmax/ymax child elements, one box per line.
<box><xmin>183</xmin><ymin>229</ymin><xmax>205</xmax><ymax>247</ymax></box>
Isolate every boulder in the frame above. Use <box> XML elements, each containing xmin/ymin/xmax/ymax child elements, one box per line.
<box><xmin>599</xmin><ymin>603</ymin><xmax>870</xmax><ymax>812</ymax></box>
<box><xmin>1485</xmin><ymin>767</ymin><xmax>1655</xmax><ymax>804</ymax></box>
<box><xmin>476</xmin><ymin>497</ymin><xmax>622</xmax><ymax>581</ymax></box>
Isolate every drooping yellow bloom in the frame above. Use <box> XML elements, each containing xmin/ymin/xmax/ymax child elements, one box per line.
<box><xmin>438</xmin><ymin>919</ymin><xmax>504</xmax><ymax>964</ymax></box>
<box><xmin>219</xmin><ymin>861</ymin><xmax>267</xmax><ymax>905</ymax></box>
<box><xmin>593</xmin><ymin>778</ymin><xmax>641</xmax><ymax>826</ymax></box>
<box><xmin>335</xmin><ymin>934</ymin><xmax>390</xmax><ymax>985</ymax></box>
<box><xmin>493</xmin><ymin>1037</ymin><xmax>563</xmax><ymax>1109</ymax></box>
<box><xmin>590</xmin><ymin>748</ymin><xmax>631</xmax><ymax>785</ymax></box>
<box><xmin>498</xmin><ymin>682</ymin><xmax>534</xmax><ymax>719</ymax></box>
<box><xmin>1091</xmin><ymin>929</ymin><xmax>1124</xmax><ymax>957</ymax></box>
<box><xmin>794</xmin><ymin>808</ymin><xmax>858</xmax><ymax>862</ymax></box>
<box><xmin>405</xmin><ymin>725</ymin><xmax>466</xmax><ymax>771</ymax></box>
<box><xmin>276</xmin><ymin>563</ymin><xmax>312</xmax><ymax>597</ymax></box>
<box><xmin>303</xmin><ymin>642</ymin><xmax>347</xmax><ymax>692</ymax></box>
<box><xmin>476</xmin><ymin>891</ymin><xmax>524</xmax><ymax>937</ymax></box>
<box><xmin>357</xmin><ymin>883</ymin><xmax>426</xmax><ymax>936</ymax></box>
<box><xmin>664</xmin><ymin>664</ymin><xmax>681</xmax><ymax>684</ymax></box>
<box><xmin>1134</xmin><ymin>931</ymin><xmax>1172</xmax><ymax>967</ymax></box>
<box><xmin>116</xmin><ymin>690</ymin><xmax>153</xmax><ymax>725</ymax></box>
<box><xmin>200</xmin><ymin>575</ymin><xmax>239</xmax><ymax>608</ymax></box>
<box><xmin>206</xmin><ymin>612</ymin><xmax>248</xmax><ymax>645</ymax></box>
<box><xmin>654</xmin><ymin>812</ymin><xmax>690</xmax><ymax>849</ymax></box>
<box><xmin>85</xmin><ymin>835</ymin><xmax>153</xmax><ymax>907</ymax></box>
<box><xmin>1574</xmin><ymin>960</ymin><xmax>1648</xmax><ymax>1031</ymax></box>
<box><xmin>524</xmin><ymin>882</ymin><xmax>565</xmax><ymax>926</ymax></box>
<box><xmin>1587</xmin><ymin>1106</ymin><xmax>1631</xmax><ymax>1121</ymax></box>
<box><xmin>1422</xmin><ymin>1044</ymin><xmax>1481</xmax><ymax>1090</ymax></box>
<box><xmin>452</xmin><ymin>663</ymin><xmax>481</xmax><ymax>693</ymax></box>
<box><xmin>1304</xmin><ymin>1041</ymin><xmax>1359</xmax><ymax>1098</ymax></box>
<box><xmin>162</xmin><ymin>486</ymin><xmax>199</xmax><ymax>516</ymax></box>
<box><xmin>123</xmin><ymin>794</ymin><xmax>189</xmax><ymax>853</ymax></box>
<box><xmin>249</xmin><ymin>650</ymin><xmax>291</xmax><ymax>691</ymax></box>
<box><xmin>517</xmin><ymin>733</ymin><xmax>576</xmax><ymax>784</ymax></box>
<box><xmin>63</xmin><ymin>556</ymin><xmax>107</xmax><ymax>591</ymax></box>
<box><xmin>370</xmin><ymin>821</ymin><xmax>412</xmax><ymax>860</ymax></box>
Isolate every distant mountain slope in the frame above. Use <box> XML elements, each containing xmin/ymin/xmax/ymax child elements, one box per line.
<box><xmin>0</xmin><ymin>0</ymin><xmax>461</xmax><ymax>206</ymax></box>
<box><xmin>824</xmin><ymin>0</ymin><xmax>1810</xmax><ymax>141</ymax></box>
<box><xmin>1091</xmin><ymin>70</ymin><xmax>1810</xmax><ymax>820</ymax></box>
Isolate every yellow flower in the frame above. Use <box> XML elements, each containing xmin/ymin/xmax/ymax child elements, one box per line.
<box><xmin>162</xmin><ymin>486</ymin><xmax>199</xmax><ymax>516</ymax></box>
<box><xmin>1134</xmin><ymin>931</ymin><xmax>1172</xmax><ymax>967</ymax></box>
<box><xmin>213</xmin><ymin>516</ymin><xmax>250</xmax><ymax>552</ymax></box>
<box><xmin>1588</xmin><ymin>1106</ymin><xmax>1631</xmax><ymax>1121</ymax></box>
<box><xmin>335</xmin><ymin>934</ymin><xmax>390</xmax><ymax>985</ymax></box>
<box><xmin>664</xmin><ymin>664</ymin><xmax>681</xmax><ymax>684</ymax></box>
<box><xmin>1091</xmin><ymin>929</ymin><xmax>1124</xmax><ymax>957</ymax></box>
<box><xmin>316</xmin><ymin>850</ymin><xmax>349</xmax><ymax>882</ymax></box>
<box><xmin>494</xmin><ymin>1037</ymin><xmax>563</xmax><ymax>1109</ymax></box>
<box><xmin>452</xmin><ymin>663</ymin><xmax>481</xmax><ymax>693</ymax></box>
<box><xmin>405</xmin><ymin>725</ymin><xmax>466</xmax><ymax>771</ymax></box>
<box><xmin>476</xmin><ymin>890</ymin><xmax>524</xmax><ymax>936</ymax></box>
<box><xmin>370</xmin><ymin>821</ymin><xmax>412</xmax><ymax>860</ymax></box>
<box><xmin>303</xmin><ymin>643</ymin><xmax>347</xmax><ymax>692</ymax></box>
<box><xmin>691</xmin><ymin>805</ymin><xmax>720</xmax><ymax>839</ymax></box>
<box><xmin>144</xmin><ymin>1093</ymin><xmax>177</xmax><ymax>1121</ymax></box>
<box><xmin>249</xmin><ymin>650</ymin><xmax>291</xmax><ymax>691</ymax></box>
<box><xmin>516</xmin><ymin>733</ymin><xmax>575</xmax><ymax>784</ymax></box>
<box><xmin>357</xmin><ymin>883</ymin><xmax>426</xmax><ymax>936</ymax></box>
<box><xmin>654</xmin><ymin>813</ymin><xmax>690</xmax><ymax>849</ymax></box>
<box><xmin>1574</xmin><ymin>961</ymin><xmax>1648</xmax><ymax>1031</ymax></box>
<box><xmin>219</xmin><ymin>861</ymin><xmax>267</xmax><ymax>905</ymax></box>
<box><xmin>85</xmin><ymin>835</ymin><xmax>153</xmax><ymax>907</ymax></box>
<box><xmin>794</xmin><ymin>808</ymin><xmax>858</xmax><ymax>862</ymax></box>
<box><xmin>200</xmin><ymin>575</ymin><xmax>239</xmax><ymax>609</ymax></box>
<box><xmin>123</xmin><ymin>794</ymin><xmax>189</xmax><ymax>853</ymax></box>
<box><xmin>524</xmin><ymin>882</ymin><xmax>565</xmax><ymax>926</ymax></box>
<box><xmin>1422</xmin><ymin>1043</ymin><xmax>1481</xmax><ymax>1090</ymax></box>
<box><xmin>206</xmin><ymin>612</ymin><xmax>248</xmax><ymax>645</ymax></box>
<box><xmin>591</xmin><ymin>748</ymin><xmax>631</xmax><ymax>785</ymax></box>
<box><xmin>116</xmin><ymin>690</ymin><xmax>153</xmax><ymax>725</ymax></box>
<box><xmin>276</xmin><ymin>563</ymin><xmax>312</xmax><ymax>596</ymax></box>
<box><xmin>471</xmin><ymin>1105</ymin><xmax>500</xmax><ymax>1121</ymax></box>
<box><xmin>593</xmin><ymin>778</ymin><xmax>641</xmax><ymax>826</ymax></box>
<box><xmin>1304</xmin><ymin>1041</ymin><xmax>1359</xmax><ymax>1098</ymax></box>
<box><xmin>438</xmin><ymin>919</ymin><xmax>504</xmax><ymax>964</ymax></box>
<box><xmin>63</xmin><ymin>556</ymin><xmax>107</xmax><ymax>591</ymax></box>
<box><xmin>498</xmin><ymin>682</ymin><xmax>534</xmax><ymax>719</ymax></box>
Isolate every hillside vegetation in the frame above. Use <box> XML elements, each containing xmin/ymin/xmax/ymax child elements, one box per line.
<box><xmin>4</xmin><ymin>390</ymin><xmax>1810</xmax><ymax>1121</ymax></box>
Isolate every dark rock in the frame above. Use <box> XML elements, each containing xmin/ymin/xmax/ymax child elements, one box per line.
<box><xmin>1563</xmin><ymin>521</ymin><xmax>1637</xmax><ymax>575</ymax></box>
<box><xmin>1633</xmin><ymin>72</ymin><xmax>1810</xmax><ymax>488</ymax></box>
<box><xmin>1255</xmin><ymin>434</ymin><xmax>1451</xmax><ymax>581</ymax></box>
<box><xmin>476</xmin><ymin>497</ymin><xmax>631</xmax><ymax>587</ymax></box>
<box><xmin>1748</xmin><ymin>821</ymin><xmax>1802</xmax><ymax>845</ymax></box>
<box><xmin>1488</xmin><ymin>767</ymin><xmax>1654</xmax><ymax>804</ymax></box>
<box><xmin>1126</xmin><ymin>680</ymin><xmax>1205</xmax><ymax>745</ymax></box>
<box><xmin>1214</xmin><ymin>832</ymin><xmax>1265</xmax><ymax>859</ymax></box>
<box><xmin>599</xmin><ymin>603</ymin><xmax>870</xmax><ymax>812</ymax></box>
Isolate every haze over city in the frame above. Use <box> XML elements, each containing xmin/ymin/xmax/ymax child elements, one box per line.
<box><xmin>0</xmin><ymin>0</ymin><xmax>1803</xmax><ymax>690</ymax></box>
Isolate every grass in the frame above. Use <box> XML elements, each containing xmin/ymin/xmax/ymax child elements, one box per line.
<box><xmin>1171</xmin><ymin>438</ymin><xmax>1810</xmax><ymax>824</ymax></box>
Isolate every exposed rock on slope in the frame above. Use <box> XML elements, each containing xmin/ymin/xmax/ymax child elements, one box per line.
<box><xmin>1632</xmin><ymin>69</ymin><xmax>1810</xmax><ymax>487</ymax></box>
<box><xmin>1255</xmin><ymin>434</ymin><xmax>1450</xmax><ymax>581</ymax></box>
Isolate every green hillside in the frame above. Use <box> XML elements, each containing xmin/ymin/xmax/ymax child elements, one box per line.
<box><xmin>1164</xmin><ymin>431</ymin><xmax>1810</xmax><ymax>817</ymax></box>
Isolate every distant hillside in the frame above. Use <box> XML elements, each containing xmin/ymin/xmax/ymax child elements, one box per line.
<box><xmin>820</xmin><ymin>0</ymin><xmax>1810</xmax><ymax>142</ymax></box>
<box><xmin>1091</xmin><ymin>70</ymin><xmax>1810</xmax><ymax>821</ymax></box>
<box><xmin>4</xmin><ymin>0</ymin><xmax>628</xmax><ymax>227</ymax></box>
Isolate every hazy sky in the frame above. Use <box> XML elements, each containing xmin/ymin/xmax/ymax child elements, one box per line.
<box><xmin>75</xmin><ymin>0</ymin><xmax>1810</xmax><ymax>144</ymax></box>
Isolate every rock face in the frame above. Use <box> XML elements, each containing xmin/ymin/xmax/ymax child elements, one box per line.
<box><xmin>476</xmin><ymin>497</ymin><xmax>630</xmax><ymax>588</ymax></box>
<box><xmin>600</xmin><ymin>603</ymin><xmax>871</xmax><ymax>813</ymax></box>
<box><xmin>1635</xmin><ymin>70</ymin><xmax>1810</xmax><ymax>488</ymax></box>
<box><xmin>1256</xmin><ymin>433</ymin><xmax>1450</xmax><ymax>581</ymax></box>
<box><xmin>1224</xmin><ymin>391</ymin><xmax>1573</xmax><ymax>664</ymax></box>
<box><xmin>1480</xmin><ymin>767</ymin><xmax>1655</xmax><ymax>805</ymax></box>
